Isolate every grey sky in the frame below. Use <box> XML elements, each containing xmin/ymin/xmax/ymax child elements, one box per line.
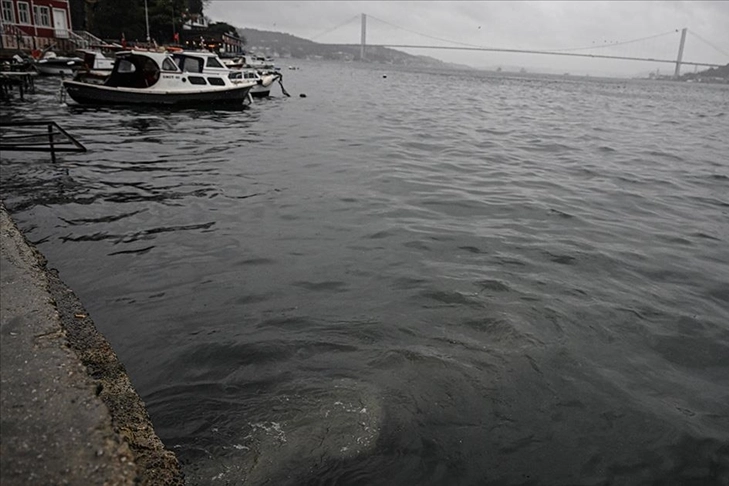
<box><xmin>207</xmin><ymin>1</ymin><xmax>729</xmax><ymax>76</ymax></box>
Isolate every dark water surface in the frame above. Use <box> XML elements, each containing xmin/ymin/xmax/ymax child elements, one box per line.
<box><xmin>2</xmin><ymin>62</ymin><xmax>728</xmax><ymax>485</ymax></box>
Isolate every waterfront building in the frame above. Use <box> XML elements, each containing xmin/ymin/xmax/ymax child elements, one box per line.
<box><xmin>1</xmin><ymin>0</ymin><xmax>79</xmax><ymax>53</ymax></box>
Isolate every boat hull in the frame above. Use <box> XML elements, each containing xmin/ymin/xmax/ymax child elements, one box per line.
<box><xmin>250</xmin><ymin>85</ymin><xmax>271</xmax><ymax>97</ymax></box>
<box><xmin>63</xmin><ymin>80</ymin><xmax>253</xmax><ymax>106</ymax></box>
<box><xmin>250</xmin><ymin>74</ymin><xmax>281</xmax><ymax>97</ymax></box>
<box><xmin>35</xmin><ymin>62</ymin><xmax>81</xmax><ymax>76</ymax></box>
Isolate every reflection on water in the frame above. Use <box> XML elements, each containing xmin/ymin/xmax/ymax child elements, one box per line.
<box><xmin>1</xmin><ymin>63</ymin><xmax>728</xmax><ymax>485</ymax></box>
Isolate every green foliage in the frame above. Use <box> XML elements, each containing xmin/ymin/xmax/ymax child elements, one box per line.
<box><xmin>148</xmin><ymin>0</ymin><xmax>188</xmax><ymax>42</ymax></box>
<box><xmin>88</xmin><ymin>0</ymin><xmax>194</xmax><ymax>43</ymax></box>
<box><xmin>187</xmin><ymin>0</ymin><xmax>208</xmax><ymax>15</ymax></box>
<box><xmin>206</xmin><ymin>21</ymin><xmax>238</xmax><ymax>36</ymax></box>
<box><xmin>91</xmin><ymin>0</ymin><xmax>145</xmax><ymax>40</ymax></box>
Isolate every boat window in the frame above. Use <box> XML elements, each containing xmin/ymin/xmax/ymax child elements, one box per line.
<box><xmin>162</xmin><ymin>58</ymin><xmax>178</xmax><ymax>72</ymax></box>
<box><xmin>188</xmin><ymin>76</ymin><xmax>207</xmax><ymax>85</ymax></box>
<box><xmin>208</xmin><ymin>77</ymin><xmax>225</xmax><ymax>86</ymax></box>
<box><xmin>118</xmin><ymin>59</ymin><xmax>136</xmax><ymax>73</ymax></box>
<box><xmin>228</xmin><ymin>71</ymin><xmax>242</xmax><ymax>80</ymax></box>
<box><xmin>105</xmin><ymin>55</ymin><xmax>159</xmax><ymax>88</ymax></box>
<box><xmin>182</xmin><ymin>57</ymin><xmax>203</xmax><ymax>73</ymax></box>
<box><xmin>206</xmin><ymin>57</ymin><xmax>224</xmax><ymax>69</ymax></box>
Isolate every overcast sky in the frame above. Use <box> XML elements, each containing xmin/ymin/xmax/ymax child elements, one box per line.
<box><xmin>207</xmin><ymin>1</ymin><xmax>729</xmax><ymax>76</ymax></box>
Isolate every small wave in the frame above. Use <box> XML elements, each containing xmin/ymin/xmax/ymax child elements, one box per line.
<box><xmin>644</xmin><ymin>150</ymin><xmax>685</xmax><ymax>162</ymax></box>
<box><xmin>108</xmin><ymin>245</ymin><xmax>155</xmax><ymax>256</ymax></box>
<box><xmin>475</xmin><ymin>279</ymin><xmax>511</xmax><ymax>292</ymax></box>
<box><xmin>420</xmin><ymin>289</ymin><xmax>484</xmax><ymax>307</ymax></box>
<box><xmin>294</xmin><ymin>281</ymin><xmax>349</xmax><ymax>292</ymax></box>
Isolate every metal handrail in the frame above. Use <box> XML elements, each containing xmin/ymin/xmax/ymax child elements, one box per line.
<box><xmin>0</xmin><ymin>121</ymin><xmax>87</xmax><ymax>163</ymax></box>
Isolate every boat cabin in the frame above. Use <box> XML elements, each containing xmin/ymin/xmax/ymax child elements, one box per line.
<box><xmin>229</xmin><ymin>69</ymin><xmax>260</xmax><ymax>82</ymax></box>
<box><xmin>172</xmin><ymin>50</ymin><xmax>228</xmax><ymax>73</ymax></box>
<box><xmin>96</xmin><ymin>50</ymin><xmax>243</xmax><ymax>90</ymax></box>
<box><xmin>104</xmin><ymin>51</ymin><xmax>179</xmax><ymax>89</ymax></box>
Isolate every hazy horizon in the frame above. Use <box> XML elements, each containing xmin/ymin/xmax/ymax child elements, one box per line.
<box><xmin>206</xmin><ymin>1</ymin><xmax>729</xmax><ymax>77</ymax></box>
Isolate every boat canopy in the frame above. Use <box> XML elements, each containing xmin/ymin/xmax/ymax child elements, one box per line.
<box><xmin>105</xmin><ymin>52</ymin><xmax>180</xmax><ymax>89</ymax></box>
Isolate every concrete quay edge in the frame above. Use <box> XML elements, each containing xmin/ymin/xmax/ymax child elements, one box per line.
<box><xmin>1</xmin><ymin>202</ymin><xmax>185</xmax><ymax>485</ymax></box>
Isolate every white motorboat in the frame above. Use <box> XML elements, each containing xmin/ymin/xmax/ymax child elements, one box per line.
<box><xmin>72</xmin><ymin>49</ymin><xmax>117</xmax><ymax>84</ymax></box>
<box><xmin>170</xmin><ymin>50</ymin><xmax>268</xmax><ymax>97</ymax></box>
<box><xmin>34</xmin><ymin>51</ymin><xmax>83</xmax><ymax>76</ymax></box>
<box><xmin>233</xmin><ymin>68</ymin><xmax>280</xmax><ymax>97</ymax></box>
<box><xmin>78</xmin><ymin>49</ymin><xmax>115</xmax><ymax>71</ymax></box>
<box><xmin>62</xmin><ymin>50</ymin><xmax>257</xmax><ymax>106</ymax></box>
<box><xmin>221</xmin><ymin>54</ymin><xmax>287</xmax><ymax>98</ymax></box>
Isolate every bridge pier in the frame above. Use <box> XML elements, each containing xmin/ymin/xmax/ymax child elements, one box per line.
<box><xmin>674</xmin><ymin>28</ymin><xmax>687</xmax><ymax>78</ymax></box>
<box><xmin>360</xmin><ymin>13</ymin><xmax>366</xmax><ymax>60</ymax></box>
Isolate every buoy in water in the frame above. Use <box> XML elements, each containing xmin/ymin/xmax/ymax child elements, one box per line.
<box><xmin>300</xmin><ymin>93</ymin><xmax>307</xmax><ymax>98</ymax></box>
<box><xmin>382</xmin><ymin>75</ymin><xmax>387</xmax><ymax>78</ymax></box>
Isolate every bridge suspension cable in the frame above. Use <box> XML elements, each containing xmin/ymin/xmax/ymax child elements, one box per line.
<box><xmin>309</xmin><ymin>15</ymin><xmax>360</xmax><ymax>41</ymax></box>
<box><xmin>545</xmin><ymin>30</ymin><xmax>681</xmax><ymax>53</ymax></box>
<box><xmin>688</xmin><ymin>31</ymin><xmax>729</xmax><ymax>59</ymax></box>
<box><xmin>365</xmin><ymin>14</ymin><xmax>688</xmax><ymax>59</ymax></box>
<box><xmin>367</xmin><ymin>14</ymin><xmax>487</xmax><ymax>49</ymax></box>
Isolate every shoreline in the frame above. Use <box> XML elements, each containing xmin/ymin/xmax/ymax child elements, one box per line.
<box><xmin>0</xmin><ymin>202</ymin><xmax>184</xmax><ymax>485</ymax></box>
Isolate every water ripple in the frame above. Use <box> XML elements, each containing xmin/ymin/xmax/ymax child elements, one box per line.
<box><xmin>2</xmin><ymin>65</ymin><xmax>728</xmax><ymax>485</ymax></box>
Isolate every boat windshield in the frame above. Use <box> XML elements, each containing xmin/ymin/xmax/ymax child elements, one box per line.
<box><xmin>173</xmin><ymin>55</ymin><xmax>203</xmax><ymax>73</ymax></box>
<box><xmin>105</xmin><ymin>55</ymin><xmax>160</xmax><ymax>88</ymax></box>
<box><xmin>206</xmin><ymin>56</ymin><xmax>224</xmax><ymax>69</ymax></box>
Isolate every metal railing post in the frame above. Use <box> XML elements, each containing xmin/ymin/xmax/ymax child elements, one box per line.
<box><xmin>48</xmin><ymin>123</ymin><xmax>56</xmax><ymax>163</ymax></box>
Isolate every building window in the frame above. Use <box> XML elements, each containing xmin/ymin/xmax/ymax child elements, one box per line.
<box><xmin>1</xmin><ymin>0</ymin><xmax>15</xmax><ymax>23</ymax></box>
<box><xmin>17</xmin><ymin>2</ymin><xmax>30</xmax><ymax>24</ymax></box>
<box><xmin>33</xmin><ymin>5</ymin><xmax>50</xmax><ymax>27</ymax></box>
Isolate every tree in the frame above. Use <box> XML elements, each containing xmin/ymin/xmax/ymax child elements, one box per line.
<box><xmin>91</xmin><ymin>0</ymin><xmax>146</xmax><ymax>41</ymax></box>
<box><xmin>206</xmin><ymin>21</ymin><xmax>237</xmax><ymax>36</ymax></box>
<box><xmin>206</xmin><ymin>22</ymin><xmax>246</xmax><ymax>45</ymax></box>
<box><xmin>187</xmin><ymin>0</ymin><xmax>209</xmax><ymax>15</ymax></box>
<box><xmin>148</xmin><ymin>0</ymin><xmax>188</xmax><ymax>43</ymax></box>
<box><xmin>88</xmin><ymin>0</ymin><xmax>192</xmax><ymax>43</ymax></box>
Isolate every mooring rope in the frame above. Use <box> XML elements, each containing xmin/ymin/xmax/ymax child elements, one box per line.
<box><xmin>277</xmin><ymin>73</ymin><xmax>290</xmax><ymax>97</ymax></box>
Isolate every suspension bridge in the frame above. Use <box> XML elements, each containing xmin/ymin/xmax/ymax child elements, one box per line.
<box><xmin>311</xmin><ymin>14</ymin><xmax>728</xmax><ymax>77</ymax></box>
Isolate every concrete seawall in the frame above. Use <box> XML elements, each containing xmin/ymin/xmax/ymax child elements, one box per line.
<box><xmin>0</xmin><ymin>203</ymin><xmax>184</xmax><ymax>485</ymax></box>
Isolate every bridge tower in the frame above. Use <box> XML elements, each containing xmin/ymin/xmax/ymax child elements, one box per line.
<box><xmin>360</xmin><ymin>13</ymin><xmax>367</xmax><ymax>60</ymax></box>
<box><xmin>674</xmin><ymin>28</ymin><xmax>687</xmax><ymax>78</ymax></box>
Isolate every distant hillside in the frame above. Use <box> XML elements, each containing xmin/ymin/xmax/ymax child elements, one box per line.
<box><xmin>681</xmin><ymin>63</ymin><xmax>729</xmax><ymax>83</ymax></box>
<box><xmin>238</xmin><ymin>27</ymin><xmax>463</xmax><ymax>68</ymax></box>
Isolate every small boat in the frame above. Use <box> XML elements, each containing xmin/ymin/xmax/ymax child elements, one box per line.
<box><xmin>62</xmin><ymin>50</ymin><xmax>256</xmax><ymax>106</ymax></box>
<box><xmin>170</xmin><ymin>49</ymin><xmax>274</xmax><ymax>97</ymax></box>
<box><xmin>72</xmin><ymin>49</ymin><xmax>116</xmax><ymax>84</ymax></box>
<box><xmin>34</xmin><ymin>51</ymin><xmax>83</xmax><ymax>76</ymax></box>
<box><xmin>79</xmin><ymin>48</ymin><xmax>115</xmax><ymax>71</ymax></box>
<box><xmin>221</xmin><ymin>54</ymin><xmax>286</xmax><ymax>97</ymax></box>
<box><xmin>244</xmin><ymin>68</ymin><xmax>280</xmax><ymax>98</ymax></box>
